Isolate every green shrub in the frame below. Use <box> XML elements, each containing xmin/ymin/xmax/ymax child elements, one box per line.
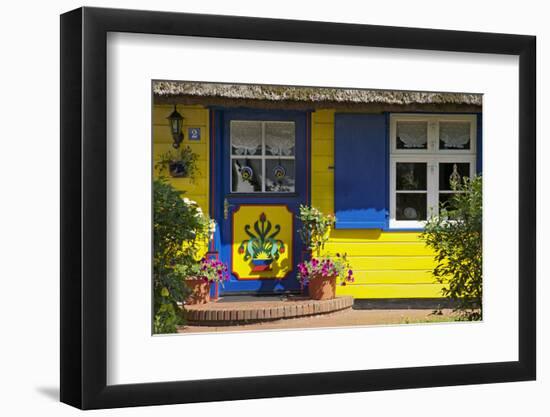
<box><xmin>153</xmin><ymin>288</ymin><xmax>180</xmax><ymax>334</ymax></box>
<box><xmin>422</xmin><ymin>175</ymin><xmax>482</xmax><ymax>321</ymax></box>
<box><xmin>153</xmin><ymin>178</ymin><xmax>211</xmax><ymax>332</ymax></box>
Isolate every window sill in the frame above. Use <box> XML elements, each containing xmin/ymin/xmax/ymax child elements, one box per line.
<box><xmin>388</xmin><ymin>220</ymin><xmax>426</xmax><ymax>231</ymax></box>
<box><xmin>383</xmin><ymin>227</ymin><xmax>425</xmax><ymax>232</ymax></box>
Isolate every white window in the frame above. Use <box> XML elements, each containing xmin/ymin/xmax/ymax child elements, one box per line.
<box><xmin>389</xmin><ymin>114</ymin><xmax>477</xmax><ymax>229</ymax></box>
<box><xmin>230</xmin><ymin>120</ymin><xmax>296</xmax><ymax>193</ymax></box>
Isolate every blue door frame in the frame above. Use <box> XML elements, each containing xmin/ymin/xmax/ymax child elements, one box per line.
<box><xmin>210</xmin><ymin>108</ymin><xmax>310</xmax><ymax>295</ymax></box>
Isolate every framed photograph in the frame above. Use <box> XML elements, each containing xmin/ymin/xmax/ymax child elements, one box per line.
<box><xmin>60</xmin><ymin>7</ymin><xmax>536</xmax><ymax>410</ymax></box>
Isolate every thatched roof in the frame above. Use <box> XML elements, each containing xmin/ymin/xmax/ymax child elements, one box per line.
<box><xmin>153</xmin><ymin>81</ymin><xmax>482</xmax><ymax>112</ymax></box>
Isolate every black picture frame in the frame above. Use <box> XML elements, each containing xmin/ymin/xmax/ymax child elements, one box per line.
<box><xmin>60</xmin><ymin>6</ymin><xmax>536</xmax><ymax>410</ymax></box>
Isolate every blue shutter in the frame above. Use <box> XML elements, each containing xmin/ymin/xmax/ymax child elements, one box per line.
<box><xmin>476</xmin><ymin>113</ymin><xmax>482</xmax><ymax>174</ymax></box>
<box><xmin>334</xmin><ymin>113</ymin><xmax>388</xmax><ymax>229</ymax></box>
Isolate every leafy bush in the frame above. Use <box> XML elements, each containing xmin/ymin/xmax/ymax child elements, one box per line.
<box><xmin>153</xmin><ymin>288</ymin><xmax>180</xmax><ymax>334</ymax></box>
<box><xmin>297</xmin><ymin>205</ymin><xmax>334</xmax><ymax>256</ymax></box>
<box><xmin>153</xmin><ymin>178</ymin><xmax>213</xmax><ymax>333</ymax></box>
<box><xmin>422</xmin><ymin>175</ymin><xmax>482</xmax><ymax>321</ymax></box>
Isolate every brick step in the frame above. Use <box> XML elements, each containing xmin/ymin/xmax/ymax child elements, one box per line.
<box><xmin>184</xmin><ymin>296</ymin><xmax>354</xmax><ymax>326</ymax></box>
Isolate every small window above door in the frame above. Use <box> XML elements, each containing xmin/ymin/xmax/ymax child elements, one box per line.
<box><xmin>230</xmin><ymin>120</ymin><xmax>296</xmax><ymax>193</ymax></box>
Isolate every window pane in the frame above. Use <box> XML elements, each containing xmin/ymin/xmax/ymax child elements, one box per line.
<box><xmin>439</xmin><ymin>162</ymin><xmax>470</xmax><ymax>190</ymax></box>
<box><xmin>439</xmin><ymin>121</ymin><xmax>471</xmax><ymax>150</ymax></box>
<box><xmin>265</xmin><ymin>122</ymin><xmax>295</xmax><ymax>156</ymax></box>
<box><xmin>231</xmin><ymin>159</ymin><xmax>262</xmax><ymax>192</ymax></box>
<box><xmin>396</xmin><ymin>193</ymin><xmax>427</xmax><ymax>220</ymax></box>
<box><xmin>265</xmin><ymin>159</ymin><xmax>295</xmax><ymax>192</ymax></box>
<box><xmin>231</xmin><ymin>121</ymin><xmax>262</xmax><ymax>155</ymax></box>
<box><xmin>396</xmin><ymin>162</ymin><xmax>427</xmax><ymax>190</ymax></box>
<box><xmin>396</xmin><ymin>121</ymin><xmax>428</xmax><ymax>149</ymax></box>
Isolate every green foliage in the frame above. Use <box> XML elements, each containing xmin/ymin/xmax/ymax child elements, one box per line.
<box><xmin>153</xmin><ymin>287</ymin><xmax>181</xmax><ymax>334</ymax></box>
<box><xmin>298</xmin><ymin>205</ymin><xmax>334</xmax><ymax>256</ymax></box>
<box><xmin>153</xmin><ymin>178</ymin><xmax>211</xmax><ymax>333</ymax></box>
<box><xmin>422</xmin><ymin>175</ymin><xmax>483</xmax><ymax>321</ymax></box>
<box><xmin>155</xmin><ymin>146</ymin><xmax>200</xmax><ymax>181</ymax></box>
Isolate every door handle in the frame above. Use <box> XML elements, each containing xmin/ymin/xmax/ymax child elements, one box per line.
<box><xmin>223</xmin><ymin>198</ymin><xmax>237</xmax><ymax>220</ymax></box>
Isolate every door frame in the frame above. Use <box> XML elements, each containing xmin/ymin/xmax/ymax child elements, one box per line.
<box><xmin>209</xmin><ymin>107</ymin><xmax>312</xmax><ymax>295</ymax></box>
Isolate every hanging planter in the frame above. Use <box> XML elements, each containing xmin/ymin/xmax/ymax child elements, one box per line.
<box><xmin>168</xmin><ymin>160</ymin><xmax>189</xmax><ymax>178</ymax></box>
<box><xmin>155</xmin><ymin>146</ymin><xmax>199</xmax><ymax>180</ymax></box>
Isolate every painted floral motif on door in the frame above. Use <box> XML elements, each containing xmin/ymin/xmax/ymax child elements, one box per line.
<box><xmin>232</xmin><ymin>205</ymin><xmax>293</xmax><ymax>279</ymax></box>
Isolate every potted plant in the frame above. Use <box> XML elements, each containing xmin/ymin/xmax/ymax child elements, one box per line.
<box><xmin>297</xmin><ymin>253</ymin><xmax>355</xmax><ymax>300</ymax></box>
<box><xmin>155</xmin><ymin>146</ymin><xmax>200</xmax><ymax>180</ymax></box>
<box><xmin>297</xmin><ymin>205</ymin><xmax>334</xmax><ymax>258</ymax></box>
<box><xmin>179</xmin><ymin>257</ymin><xmax>229</xmax><ymax>305</ymax></box>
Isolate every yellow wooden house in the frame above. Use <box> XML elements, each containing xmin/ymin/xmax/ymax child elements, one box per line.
<box><xmin>153</xmin><ymin>81</ymin><xmax>482</xmax><ymax>304</ymax></box>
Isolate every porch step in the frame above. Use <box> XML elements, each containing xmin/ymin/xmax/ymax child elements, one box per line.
<box><xmin>184</xmin><ymin>296</ymin><xmax>354</xmax><ymax>326</ymax></box>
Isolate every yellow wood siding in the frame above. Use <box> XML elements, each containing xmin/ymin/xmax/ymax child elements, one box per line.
<box><xmin>153</xmin><ymin>105</ymin><xmax>210</xmax><ymax>257</ymax></box>
<box><xmin>152</xmin><ymin>105</ymin><xmax>210</xmax><ymax>213</ymax></box>
<box><xmin>311</xmin><ymin>110</ymin><xmax>441</xmax><ymax>299</ymax></box>
<box><xmin>311</xmin><ymin>110</ymin><xmax>335</xmax><ymax>215</ymax></box>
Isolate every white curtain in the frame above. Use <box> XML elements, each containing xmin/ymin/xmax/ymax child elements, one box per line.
<box><xmin>396</xmin><ymin>121</ymin><xmax>427</xmax><ymax>148</ymax></box>
<box><xmin>265</xmin><ymin>122</ymin><xmax>295</xmax><ymax>156</ymax></box>
<box><xmin>231</xmin><ymin>121</ymin><xmax>262</xmax><ymax>155</ymax></box>
<box><xmin>440</xmin><ymin>122</ymin><xmax>470</xmax><ymax>149</ymax></box>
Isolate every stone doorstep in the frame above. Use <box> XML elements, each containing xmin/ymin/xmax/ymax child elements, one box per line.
<box><xmin>185</xmin><ymin>296</ymin><xmax>354</xmax><ymax>326</ymax></box>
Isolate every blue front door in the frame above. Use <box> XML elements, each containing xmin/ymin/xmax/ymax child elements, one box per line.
<box><xmin>214</xmin><ymin>109</ymin><xmax>309</xmax><ymax>295</ymax></box>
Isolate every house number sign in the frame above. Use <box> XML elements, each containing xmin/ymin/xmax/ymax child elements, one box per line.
<box><xmin>188</xmin><ymin>127</ymin><xmax>201</xmax><ymax>140</ymax></box>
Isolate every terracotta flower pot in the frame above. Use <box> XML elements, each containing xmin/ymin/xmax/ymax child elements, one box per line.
<box><xmin>185</xmin><ymin>278</ymin><xmax>211</xmax><ymax>305</ymax></box>
<box><xmin>307</xmin><ymin>274</ymin><xmax>337</xmax><ymax>300</ymax></box>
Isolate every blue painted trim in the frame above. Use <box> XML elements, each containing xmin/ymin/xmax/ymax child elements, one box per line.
<box><xmin>337</xmin><ymin>221</ymin><xmax>388</xmax><ymax>229</ymax></box>
<box><xmin>385</xmin><ymin>111</ymin><xmax>390</xmax><ymax>225</ymax></box>
<box><xmin>476</xmin><ymin>112</ymin><xmax>483</xmax><ymax>174</ymax></box>
<box><xmin>334</xmin><ymin>113</ymin><xmax>389</xmax><ymax>230</ymax></box>
<box><xmin>213</xmin><ymin>108</ymin><xmax>308</xmax><ymax>295</ymax></box>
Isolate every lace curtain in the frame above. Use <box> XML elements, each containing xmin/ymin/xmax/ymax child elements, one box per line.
<box><xmin>439</xmin><ymin>122</ymin><xmax>470</xmax><ymax>149</ymax></box>
<box><xmin>231</xmin><ymin>122</ymin><xmax>262</xmax><ymax>155</ymax></box>
<box><xmin>265</xmin><ymin>122</ymin><xmax>295</xmax><ymax>156</ymax></box>
<box><xmin>231</xmin><ymin>121</ymin><xmax>295</xmax><ymax>156</ymax></box>
<box><xmin>396</xmin><ymin>121</ymin><xmax>427</xmax><ymax>148</ymax></box>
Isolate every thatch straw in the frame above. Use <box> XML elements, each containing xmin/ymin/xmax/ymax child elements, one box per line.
<box><xmin>153</xmin><ymin>81</ymin><xmax>482</xmax><ymax>108</ymax></box>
